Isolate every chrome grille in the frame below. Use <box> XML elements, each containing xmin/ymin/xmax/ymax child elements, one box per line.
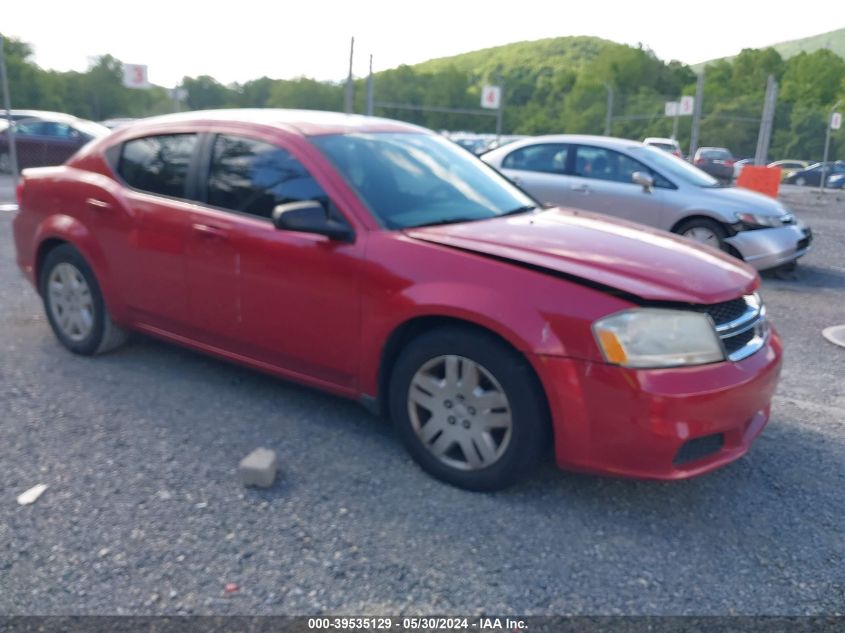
<box><xmin>702</xmin><ymin>294</ymin><xmax>768</xmax><ymax>362</ymax></box>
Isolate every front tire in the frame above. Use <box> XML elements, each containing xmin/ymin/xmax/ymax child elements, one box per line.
<box><xmin>389</xmin><ymin>326</ymin><xmax>549</xmax><ymax>491</ymax></box>
<box><xmin>674</xmin><ymin>217</ymin><xmax>729</xmax><ymax>253</ymax></box>
<box><xmin>40</xmin><ymin>244</ymin><xmax>128</xmax><ymax>355</ymax></box>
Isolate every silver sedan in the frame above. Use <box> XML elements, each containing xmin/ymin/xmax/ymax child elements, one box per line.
<box><xmin>482</xmin><ymin>135</ymin><xmax>812</xmax><ymax>271</ymax></box>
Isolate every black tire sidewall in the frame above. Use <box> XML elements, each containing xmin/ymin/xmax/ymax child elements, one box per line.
<box><xmin>389</xmin><ymin>327</ymin><xmax>548</xmax><ymax>491</ymax></box>
<box><xmin>40</xmin><ymin>244</ymin><xmax>107</xmax><ymax>356</ymax></box>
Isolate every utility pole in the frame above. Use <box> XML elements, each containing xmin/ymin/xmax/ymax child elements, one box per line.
<box><xmin>604</xmin><ymin>83</ymin><xmax>614</xmax><ymax>136</ymax></box>
<box><xmin>688</xmin><ymin>72</ymin><xmax>704</xmax><ymax>160</ymax></box>
<box><xmin>0</xmin><ymin>34</ymin><xmax>20</xmax><ymax>184</ymax></box>
<box><xmin>344</xmin><ymin>36</ymin><xmax>354</xmax><ymax>115</ymax></box>
<box><xmin>366</xmin><ymin>54</ymin><xmax>374</xmax><ymax>116</ymax></box>
<box><xmin>820</xmin><ymin>99</ymin><xmax>842</xmax><ymax>192</ymax></box>
<box><xmin>754</xmin><ymin>75</ymin><xmax>778</xmax><ymax>166</ymax></box>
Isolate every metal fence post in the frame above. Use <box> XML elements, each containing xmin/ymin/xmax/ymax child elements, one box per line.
<box><xmin>0</xmin><ymin>34</ymin><xmax>20</xmax><ymax>184</ymax></box>
<box><xmin>820</xmin><ymin>99</ymin><xmax>841</xmax><ymax>192</ymax></box>
<box><xmin>688</xmin><ymin>73</ymin><xmax>704</xmax><ymax>160</ymax></box>
<box><xmin>604</xmin><ymin>83</ymin><xmax>614</xmax><ymax>136</ymax></box>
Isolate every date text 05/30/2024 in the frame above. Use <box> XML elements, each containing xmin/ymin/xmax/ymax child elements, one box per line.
<box><xmin>306</xmin><ymin>617</ymin><xmax>528</xmax><ymax>630</ymax></box>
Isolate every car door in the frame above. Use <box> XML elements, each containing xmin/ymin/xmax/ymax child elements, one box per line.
<box><xmin>114</xmin><ymin>132</ymin><xmax>199</xmax><ymax>329</ymax></box>
<box><xmin>496</xmin><ymin>143</ymin><xmax>573</xmax><ymax>207</ymax></box>
<box><xmin>565</xmin><ymin>144</ymin><xmax>676</xmax><ymax>229</ymax></box>
<box><xmin>186</xmin><ymin>132</ymin><xmax>362</xmax><ymax>389</ymax></box>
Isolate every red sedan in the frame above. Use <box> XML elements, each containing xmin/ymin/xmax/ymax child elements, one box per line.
<box><xmin>12</xmin><ymin>110</ymin><xmax>782</xmax><ymax>490</ymax></box>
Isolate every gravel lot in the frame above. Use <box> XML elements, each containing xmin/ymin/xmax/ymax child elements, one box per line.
<box><xmin>1</xmin><ymin>181</ymin><xmax>843</xmax><ymax>615</ymax></box>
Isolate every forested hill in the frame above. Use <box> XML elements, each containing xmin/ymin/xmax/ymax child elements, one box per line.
<box><xmin>694</xmin><ymin>26</ymin><xmax>845</xmax><ymax>69</ymax></box>
<box><xmin>413</xmin><ymin>36</ymin><xmax>618</xmax><ymax>76</ymax></box>
<box><xmin>2</xmin><ymin>30</ymin><xmax>844</xmax><ymax>160</ymax></box>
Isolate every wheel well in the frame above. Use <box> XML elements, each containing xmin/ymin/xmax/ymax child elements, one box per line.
<box><xmin>670</xmin><ymin>215</ymin><xmax>743</xmax><ymax>259</ymax></box>
<box><xmin>376</xmin><ymin>316</ymin><xmax>551</xmax><ymax>436</ymax></box>
<box><xmin>34</xmin><ymin>238</ymin><xmax>68</xmax><ymax>290</ymax></box>
<box><xmin>669</xmin><ymin>214</ymin><xmax>728</xmax><ymax>235</ymax></box>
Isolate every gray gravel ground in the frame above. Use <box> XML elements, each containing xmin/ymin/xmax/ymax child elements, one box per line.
<box><xmin>0</xmin><ymin>184</ymin><xmax>843</xmax><ymax>615</ymax></box>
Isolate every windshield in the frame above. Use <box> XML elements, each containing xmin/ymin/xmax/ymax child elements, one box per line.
<box><xmin>311</xmin><ymin>132</ymin><xmax>536</xmax><ymax>229</ymax></box>
<box><xmin>631</xmin><ymin>145</ymin><xmax>720</xmax><ymax>187</ymax></box>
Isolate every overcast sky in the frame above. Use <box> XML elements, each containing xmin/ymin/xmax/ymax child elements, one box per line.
<box><xmin>4</xmin><ymin>0</ymin><xmax>843</xmax><ymax>88</ymax></box>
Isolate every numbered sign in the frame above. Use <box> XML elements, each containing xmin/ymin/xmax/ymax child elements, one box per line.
<box><xmin>122</xmin><ymin>64</ymin><xmax>150</xmax><ymax>89</ymax></box>
<box><xmin>679</xmin><ymin>95</ymin><xmax>695</xmax><ymax>116</ymax></box>
<box><xmin>481</xmin><ymin>85</ymin><xmax>501</xmax><ymax>110</ymax></box>
<box><xmin>832</xmin><ymin>112</ymin><xmax>842</xmax><ymax>130</ymax></box>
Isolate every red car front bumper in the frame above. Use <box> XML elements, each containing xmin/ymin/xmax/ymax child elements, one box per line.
<box><xmin>533</xmin><ymin>328</ymin><xmax>783</xmax><ymax>479</ymax></box>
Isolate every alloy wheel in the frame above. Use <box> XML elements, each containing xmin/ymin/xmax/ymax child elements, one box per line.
<box><xmin>47</xmin><ymin>263</ymin><xmax>95</xmax><ymax>342</ymax></box>
<box><xmin>407</xmin><ymin>354</ymin><xmax>512</xmax><ymax>471</ymax></box>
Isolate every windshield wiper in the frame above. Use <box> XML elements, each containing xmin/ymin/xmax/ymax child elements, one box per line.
<box><xmin>405</xmin><ymin>216</ymin><xmax>482</xmax><ymax>228</ymax></box>
<box><xmin>500</xmin><ymin>204</ymin><xmax>537</xmax><ymax>216</ymax></box>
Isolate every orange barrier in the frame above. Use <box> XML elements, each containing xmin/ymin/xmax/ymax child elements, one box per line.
<box><xmin>736</xmin><ymin>165</ymin><xmax>781</xmax><ymax>198</ymax></box>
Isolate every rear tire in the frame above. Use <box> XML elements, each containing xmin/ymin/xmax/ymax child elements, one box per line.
<box><xmin>388</xmin><ymin>326</ymin><xmax>549</xmax><ymax>491</ymax></box>
<box><xmin>39</xmin><ymin>244</ymin><xmax>128</xmax><ymax>355</ymax></box>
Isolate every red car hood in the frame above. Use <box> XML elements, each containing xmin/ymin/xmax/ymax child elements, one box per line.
<box><xmin>405</xmin><ymin>208</ymin><xmax>758</xmax><ymax>304</ymax></box>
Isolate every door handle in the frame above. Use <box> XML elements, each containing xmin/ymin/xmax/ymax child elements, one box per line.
<box><xmin>85</xmin><ymin>197</ymin><xmax>112</xmax><ymax>211</ymax></box>
<box><xmin>192</xmin><ymin>223</ymin><xmax>228</xmax><ymax>239</ymax></box>
<box><xmin>570</xmin><ymin>184</ymin><xmax>590</xmax><ymax>194</ymax></box>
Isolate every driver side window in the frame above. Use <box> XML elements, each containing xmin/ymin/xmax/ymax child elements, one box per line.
<box><xmin>206</xmin><ymin>135</ymin><xmax>329</xmax><ymax>220</ymax></box>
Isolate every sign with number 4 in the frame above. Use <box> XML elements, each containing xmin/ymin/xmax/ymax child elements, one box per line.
<box><xmin>481</xmin><ymin>85</ymin><xmax>501</xmax><ymax>110</ymax></box>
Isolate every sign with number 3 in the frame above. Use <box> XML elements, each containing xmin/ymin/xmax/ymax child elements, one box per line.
<box><xmin>123</xmin><ymin>64</ymin><xmax>150</xmax><ymax>89</ymax></box>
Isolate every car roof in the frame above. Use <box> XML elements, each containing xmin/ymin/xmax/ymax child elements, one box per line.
<box><xmin>494</xmin><ymin>134</ymin><xmax>647</xmax><ymax>152</ymax></box>
<box><xmin>643</xmin><ymin>137</ymin><xmax>678</xmax><ymax>144</ymax></box>
<box><xmin>116</xmin><ymin>108</ymin><xmax>429</xmax><ymax>137</ymax></box>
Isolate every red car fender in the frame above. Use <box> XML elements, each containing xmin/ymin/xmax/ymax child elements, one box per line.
<box><xmin>358</xmin><ymin>279</ymin><xmax>570</xmax><ymax>401</ymax></box>
<box><xmin>31</xmin><ymin>213</ymin><xmax>127</xmax><ymax>323</ymax></box>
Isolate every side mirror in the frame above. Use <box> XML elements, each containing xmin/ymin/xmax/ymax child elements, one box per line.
<box><xmin>272</xmin><ymin>200</ymin><xmax>354</xmax><ymax>243</ymax></box>
<box><xmin>632</xmin><ymin>171</ymin><xmax>654</xmax><ymax>192</ymax></box>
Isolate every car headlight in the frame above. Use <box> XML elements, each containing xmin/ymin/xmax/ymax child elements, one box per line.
<box><xmin>735</xmin><ymin>212</ymin><xmax>791</xmax><ymax>229</ymax></box>
<box><xmin>593</xmin><ymin>309</ymin><xmax>724</xmax><ymax>368</ymax></box>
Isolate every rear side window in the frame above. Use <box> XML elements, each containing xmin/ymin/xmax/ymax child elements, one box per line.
<box><xmin>118</xmin><ymin>134</ymin><xmax>198</xmax><ymax>198</ymax></box>
<box><xmin>502</xmin><ymin>143</ymin><xmax>569</xmax><ymax>174</ymax></box>
<box><xmin>206</xmin><ymin>134</ymin><xmax>327</xmax><ymax>219</ymax></box>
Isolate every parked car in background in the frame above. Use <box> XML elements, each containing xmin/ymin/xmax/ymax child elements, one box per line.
<box><xmin>733</xmin><ymin>158</ymin><xmax>754</xmax><ymax>179</ymax></box>
<box><xmin>693</xmin><ymin>147</ymin><xmax>735</xmax><ymax>182</ymax></box>
<box><xmin>767</xmin><ymin>159</ymin><xmax>810</xmax><ymax>181</ymax></box>
<box><xmin>3</xmin><ymin>109</ymin><xmax>71</xmax><ymax>121</ymax></box>
<box><xmin>13</xmin><ymin>109</ymin><xmax>783</xmax><ymax>490</ymax></box>
<box><xmin>827</xmin><ymin>172</ymin><xmax>845</xmax><ymax>189</ymax></box>
<box><xmin>783</xmin><ymin>161</ymin><xmax>845</xmax><ymax>186</ymax></box>
<box><xmin>0</xmin><ymin>114</ymin><xmax>110</xmax><ymax>172</ymax></box>
<box><xmin>643</xmin><ymin>137</ymin><xmax>682</xmax><ymax>158</ymax></box>
<box><xmin>482</xmin><ymin>135</ymin><xmax>811</xmax><ymax>271</ymax></box>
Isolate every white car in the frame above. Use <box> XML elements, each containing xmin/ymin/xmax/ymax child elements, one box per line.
<box><xmin>643</xmin><ymin>137</ymin><xmax>682</xmax><ymax>158</ymax></box>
